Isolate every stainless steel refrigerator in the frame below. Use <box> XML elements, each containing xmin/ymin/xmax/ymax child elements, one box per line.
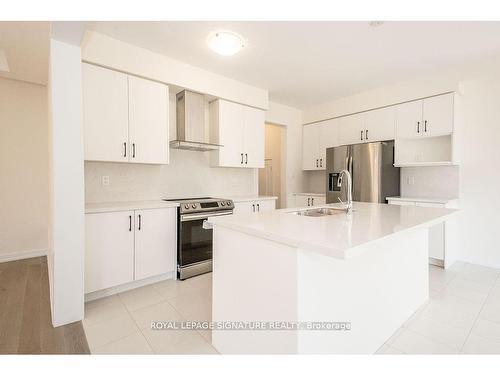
<box><xmin>326</xmin><ymin>141</ymin><xmax>400</xmax><ymax>204</ymax></box>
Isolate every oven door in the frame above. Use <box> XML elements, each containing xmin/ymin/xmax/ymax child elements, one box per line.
<box><xmin>179</xmin><ymin>211</ymin><xmax>232</xmax><ymax>268</ymax></box>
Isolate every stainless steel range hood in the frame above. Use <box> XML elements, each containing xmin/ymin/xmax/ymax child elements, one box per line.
<box><xmin>170</xmin><ymin>90</ymin><xmax>221</xmax><ymax>151</ymax></box>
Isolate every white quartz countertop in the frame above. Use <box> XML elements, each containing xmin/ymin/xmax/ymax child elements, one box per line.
<box><xmin>386</xmin><ymin>196</ymin><xmax>459</xmax><ymax>204</ymax></box>
<box><xmin>293</xmin><ymin>192</ymin><xmax>326</xmax><ymax>197</ymax></box>
<box><xmin>85</xmin><ymin>200</ymin><xmax>179</xmax><ymax>214</ymax></box>
<box><xmin>227</xmin><ymin>195</ymin><xmax>278</xmax><ymax>203</ymax></box>
<box><xmin>209</xmin><ymin>202</ymin><xmax>458</xmax><ymax>260</ymax></box>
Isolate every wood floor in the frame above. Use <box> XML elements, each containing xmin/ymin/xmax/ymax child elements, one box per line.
<box><xmin>0</xmin><ymin>256</ymin><xmax>90</xmax><ymax>354</ymax></box>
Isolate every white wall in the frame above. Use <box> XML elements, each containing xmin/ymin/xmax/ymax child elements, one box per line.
<box><xmin>85</xmin><ymin>94</ymin><xmax>257</xmax><ymax>203</ymax></box>
<box><xmin>265</xmin><ymin>101</ymin><xmax>305</xmax><ymax>208</ymax></box>
<box><xmin>400</xmin><ymin>166</ymin><xmax>459</xmax><ymax>198</ymax></box>
<box><xmin>0</xmin><ymin>77</ymin><xmax>49</xmax><ymax>261</ymax></box>
<box><xmin>82</xmin><ymin>31</ymin><xmax>268</xmax><ymax>110</ymax></box>
<box><xmin>301</xmin><ymin>54</ymin><xmax>500</xmax><ymax>269</ymax></box>
<box><xmin>48</xmin><ymin>39</ymin><xmax>85</xmax><ymax>326</ymax></box>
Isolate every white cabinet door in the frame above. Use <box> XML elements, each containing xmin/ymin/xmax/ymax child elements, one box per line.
<box><xmin>85</xmin><ymin>211</ymin><xmax>135</xmax><ymax>293</ymax></box>
<box><xmin>213</xmin><ymin>100</ymin><xmax>245</xmax><ymax>167</ymax></box>
<box><xmin>244</xmin><ymin>107</ymin><xmax>265</xmax><ymax>168</ymax></box>
<box><xmin>302</xmin><ymin>124</ymin><xmax>320</xmax><ymax>170</ymax></box>
<box><xmin>232</xmin><ymin>201</ymin><xmax>255</xmax><ymax>215</ymax></box>
<box><xmin>318</xmin><ymin>119</ymin><xmax>339</xmax><ymax>169</ymax></box>
<box><xmin>294</xmin><ymin>195</ymin><xmax>311</xmax><ymax>207</ymax></box>
<box><xmin>365</xmin><ymin>106</ymin><xmax>395</xmax><ymax>142</ymax></box>
<box><xmin>395</xmin><ymin>100</ymin><xmax>423</xmax><ymax>139</ymax></box>
<box><xmin>255</xmin><ymin>199</ymin><xmax>276</xmax><ymax>212</ymax></box>
<box><xmin>310</xmin><ymin>195</ymin><xmax>326</xmax><ymax>206</ymax></box>
<box><xmin>128</xmin><ymin>76</ymin><xmax>169</xmax><ymax>164</ymax></box>
<box><xmin>82</xmin><ymin>63</ymin><xmax>129</xmax><ymax>162</ymax></box>
<box><xmin>339</xmin><ymin>113</ymin><xmax>365</xmax><ymax>145</ymax></box>
<box><xmin>422</xmin><ymin>93</ymin><xmax>454</xmax><ymax>137</ymax></box>
<box><xmin>134</xmin><ymin>208</ymin><xmax>176</xmax><ymax>280</ymax></box>
<box><xmin>415</xmin><ymin>202</ymin><xmax>446</xmax><ymax>260</ymax></box>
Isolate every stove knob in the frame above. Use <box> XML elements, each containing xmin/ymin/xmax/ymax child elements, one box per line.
<box><xmin>227</xmin><ymin>201</ymin><xmax>231</xmax><ymax>206</ymax></box>
<box><xmin>221</xmin><ymin>202</ymin><xmax>225</xmax><ymax>206</ymax></box>
<box><xmin>192</xmin><ymin>204</ymin><xmax>196</xmax><ymax>209</ymax></box>
<box><xmin>184</xmin><ymin>204</ymin><xmax>189</xmax><ymax>209</ymax></box>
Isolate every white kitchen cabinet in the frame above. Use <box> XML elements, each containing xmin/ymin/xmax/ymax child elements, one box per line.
<box><xmin>83</xmin><ymin>63</ymin><xmax>129</xmax><ymax>162</ymax></box>
<box><xmin>396</xmin><ymin>93</ymin><xmax>453</xmax><ymax>139</ymax></box>
<box><xmin>134</xmin><ymin>208</ymin><xmax>177</xmax><ymax>281</ymax></box>
<box><xmin>339</xmin><ymin>113</ymin><xmax>365</xmax><ymax>145</ymax></box>
<box><xmin>82</xmin><ymin>63</ymin><xmax>169</xmax><ymax>165</ymax></box>
<box><xmin>128</xmin><ymin>76</ymin><xmax>169</xmax><ymax>164</ymax></box>
<box><xmin>85</xmin><ymin>211</ymin><xmax>135</xmax><ymax>293</ymax></box>
<box><xmin>210</xmin><ymin>100</ymin><xmax>265</xmax><ymax>168</ymax></box>
<box><xmin>302</xmin><ymin>119</ymin><xmax>339</xmax><ymax>170</ymax></box>
<box><xmin>233</xmin><ymin>199</ymin><xmax>276</xmax><ymax>215</ymax></box>
<box><xmin>85</xmin><ymin>207</ymin><xmax>177</xmax><ymax>294</ymax></box>
<box><xmin>294</xmin><ymin>194</ymin><xmax>326</xmax><ymax>207</ymax></box>
<box><xmin>364</xmin><ymin>106</ymin><xmax>396</xmax><ymax>142</ymax></box>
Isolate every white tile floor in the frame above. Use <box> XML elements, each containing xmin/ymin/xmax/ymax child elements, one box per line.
<box><xmin>83</xmin><ymin>262</ymin><xmax>500</xmax><ymax>354</ymax></box>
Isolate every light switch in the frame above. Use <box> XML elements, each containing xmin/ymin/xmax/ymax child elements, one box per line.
<box><xmin>102</xmin><ymin>175</ymin><xmax>110</xmax><ymax>186</ymax></box>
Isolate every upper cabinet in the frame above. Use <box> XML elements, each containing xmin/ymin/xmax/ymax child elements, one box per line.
<box><xmin>210</xmin><ymin>99</ymin><xmax>265</xmax><ymax>168</ymax></box>
<box><xmin>339</xmin><ymin>107</ymin><xmax>395</xmax><ymax>145</ymax></box>
<box><xmin>396</xmin><ymin>93</ymin><xmax>453</xmax><ymax>139</ymax></box>
<box><xmin>302</xmin><ymin>119</ymin><xmax>339</xmax><ymax>170</ymax></box>
<box><xmin>82</xmin><ymin>63</ymin><xmax>169</xmax><ymax>165</ymax></box>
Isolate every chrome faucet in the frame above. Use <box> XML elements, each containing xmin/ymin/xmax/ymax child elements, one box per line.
<box><xmin>337</xmin><ymin>169</ymin><xmax>353</xmax><ymax>214</ymax></box>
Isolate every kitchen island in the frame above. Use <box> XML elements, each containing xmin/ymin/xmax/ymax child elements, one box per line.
<box><xmin>208</xmin><ymin>202</ymin><xmax>458</xmax><ymax>354</ymax></box>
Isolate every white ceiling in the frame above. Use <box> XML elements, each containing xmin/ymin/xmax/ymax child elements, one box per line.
<box><xmin>89</xmin><ymin>21</ymin><xmax>500</xmax><ymax>109</ymax></box>
<box><xmin>0</xmin><ymin>22</ymin><xmax>49</xmax><ymax>85</ymax></box>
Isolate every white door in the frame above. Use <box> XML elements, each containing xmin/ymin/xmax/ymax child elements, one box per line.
<box><xmin>310</xmin><ymin>196</ymin><xmax>326</xmax><ymax>206</ymax></box>
<box><xmin>339</xmin><ymin>113</ymin><xmax>365</xmax><ymax>145</ymax></box>
<box><xmin>218</xmin><ymin>100</ymin><xmax>245</xmax><ymax>167</ymax></box>
<box><xmin>255</xmin><ymin>199</ymin><xmax>276</xmax><ymax>212</ymax></box>
<box><xmin>318</xmin><ymin>119</ymin><xmax>339</xmax><ymax>169</ymax></box>
<box><xmin>365</xmin><ymin>107</ymin><xmax>396</xmax><ymax>142</ymax></box>
<box><xmin>302</xmin><ymin>124</ymin><xmax>320</xmax><ymax>170</ymax></box>
<box><xmin>232</xmin><ymin>201</ymin><xmax>255</xmax><ymax>215</ymax></box>
<box><xmin>395</xmin><ymin>100</ymin><xmax>423</xmax><ymax>139</ymax></box>
<box><xmin>422</xmin><ymin>93</ymin><xmax>454</xmax><ymax>137</ymax></box>
<box><xmin>134</xmin><ymin>208</ymin><xmax>176</xmax><ymax>280</ymax></box>
<box><xmin>85</xmin><ymin>211</ymin><xmax>135</xmax><ymax>293</ymax></box>
<box><xmin>82</xmin><ymin>63</ymin><xmax>129</xmax><ymax>162</ymax></box>
<box><xmin>128</xmin><ymin>76</ymin><xmax>169</xmax><ymax>164</ymax></box>
<box><xmin>294</xmin><ymin>195</ymin><xmax>311</xmax><ymax>207</ymax></box>
<box><xmin>244</xmin><ymin>107</ymin><xmax>265</xmax><ymax>168</ymax></box>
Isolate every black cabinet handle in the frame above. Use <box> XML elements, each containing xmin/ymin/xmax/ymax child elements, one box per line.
<box><xmin>365</xmin><ymin>129</ymin><xmax>369</xmax><ymax>140</ymax></box>
<box><xmin>319</xmin><ymin>158</ymin><xmax>323</xmax><ymax>167</ymax></box>
<box><xmin>316</xmin><ymin>159</ymin><xmax>319</xmax><ymax>168</ymax></box>
<box><xmin>138</xmin><ymin>214</ymin><xmax>141</xmax><ymax>231</ymax></box>
<box><xmin>252</xmin><ymin>204</ymin><xmax>255</xmax><ymax>212</ymax></box>
<box><xmin>132</xmin><ymin>143</ymin><xmax>136</xmax><ymax>158</ymax></box>
<box><xmin>257</xmin><ymin>203</ymin><xmax>260</xmax><ymax>211</ymax></box>
<box><xmin>124</xmin><ymin>142</ymin><xmax>127</xmax><ymax>158</ymax></box>
<box><xmin>241</xmin><ymin>153</ymin><xmax>244</xmax><ymax>164</ymax></box>
<box><xmin>360</xmin><ymin>130</ymin><xmax>364</xmax><ymax>141</ymax></box>
<box><xmin>424</xmin><ymin>120</ymin><xmax>427</xmax><ymax>132</ymax></box>
<box><xmin>311</xmin><ymin>197</ymin><xmax>314</xmax><ymax>205</ymax></box>
<box><xmin>417</xmin><ymin>121</ymin><xmax>420</xmax><ymax>133</ymax></box>
<box><xmin>245</xmin><ymin>153</ymin><xmax>248</xmax><ymax>164</ymax></box>
<box><xmin>307</xmin><ymin>197</ymin><xmax>310</xmax><ymax>206</ymax></box>
<box><xmin>128</xmin><ymin>215</ymin><xmax>132</xmax><ymax>231</ymax></box>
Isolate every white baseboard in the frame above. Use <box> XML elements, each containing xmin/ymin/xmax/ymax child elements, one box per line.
<box><xmin>0</xmin><ymin>248</ymin><xmax>47</xmax><ymax>263</ymax></box>
<box><xmin>84</xmin><ymin>271</ymin><xmax>176</xmax><ymax>302</ymax></box>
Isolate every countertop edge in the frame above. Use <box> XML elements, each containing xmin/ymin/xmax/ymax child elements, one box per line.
<box><xmin>85</xmin><ymin>200</ymin><xmax>180</xmax><ymax>214</ymax></box>
<box><xmin>228</xmin><ymin>196</ymin><xmax>278</xmax><ymax>203</ymax></box>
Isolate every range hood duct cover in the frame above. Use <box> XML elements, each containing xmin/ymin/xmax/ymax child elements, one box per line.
<box><xmin>170</xmin><ymin>90</ymin><xmax>221</xmax><ymax>152</ymax></box>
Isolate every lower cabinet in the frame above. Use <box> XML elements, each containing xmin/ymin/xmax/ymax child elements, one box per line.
<box><xmin>233</xmin><ymin>199</ymin><xmax>276</xmax><ymax>215</ymax></box>
<box><xmin>294</xmin><ymin>194</ymin><xmax>326</xmax><ymax>207</ymax></box>
<box><xmin>85</xmin><ymin>207</ymin><xmax>176</xmax><ymax>294</ymax></box>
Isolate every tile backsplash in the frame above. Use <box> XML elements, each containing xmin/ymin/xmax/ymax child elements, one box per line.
<box><xmin>400</xmin><ymin>165</ymin><xmax>459</xmax><ymax>198</ymax></box>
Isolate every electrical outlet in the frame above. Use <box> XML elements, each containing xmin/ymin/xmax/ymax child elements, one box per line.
<box><xmin>409</xmin><ymin>176</ymin><xmax>415</xmax><ymax>185</ymax></box>
<box><xmin>102</xmin><ymin>175</ymin><xmax>110</xmax><ymax>186</ymax></box>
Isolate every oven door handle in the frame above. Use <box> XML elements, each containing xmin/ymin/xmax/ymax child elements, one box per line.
<box><xmin>181</xmin><ymin>211</ymin><xmax>233</xmax><ymax>222</ymax></box>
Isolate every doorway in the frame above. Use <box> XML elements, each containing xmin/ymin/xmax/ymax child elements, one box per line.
<box><xmin>259</xmin><ymin>123</ymin><xmax>285</xmax><ymax>208</ymax></box>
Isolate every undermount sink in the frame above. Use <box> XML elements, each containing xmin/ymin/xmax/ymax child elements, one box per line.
<box><xmin>289</xmin><ymin>207</ymin><xmax>349</xmax><ymax>217</ymax></box>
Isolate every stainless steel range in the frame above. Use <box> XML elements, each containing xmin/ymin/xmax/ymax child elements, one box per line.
<box><xmin>163</xmin><ymin>197</ymin><xmax>234</xmax><ymax>280</ymax></box>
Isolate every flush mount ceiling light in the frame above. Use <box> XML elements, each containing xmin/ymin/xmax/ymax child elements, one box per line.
<box><xmin>207</xmin><ymin>31</ymin><xmax>245</xmax><ymax>56</ymax></box>
<box><xmin>0</xmin><ymin>50</ymin><xmax>9</xmax><ymax>73</ymax></box>
<box><xmin>369</xmin><ymin>21</ymin><xmax>385</xmax><ymax>28</ymax></box>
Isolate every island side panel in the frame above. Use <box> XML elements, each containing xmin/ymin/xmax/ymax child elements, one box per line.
<box><xmin>211</xmin><ymin>226</ymin><xmax>299</xmax><ymax>354</ymax></box>
<box><xmin>297</xmin><ymin>229</ymin><xmax>429</xmax><ymax>354</ymax></box>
